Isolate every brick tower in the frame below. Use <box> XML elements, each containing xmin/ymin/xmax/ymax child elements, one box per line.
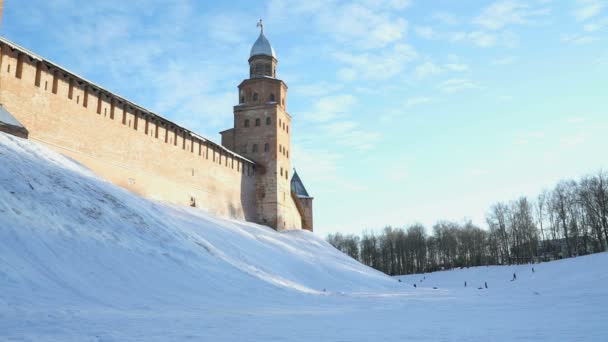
<box><xmin>221</xmin><ymin>20</ymin><xmax>296</xmax><ymax>230</ymax></box>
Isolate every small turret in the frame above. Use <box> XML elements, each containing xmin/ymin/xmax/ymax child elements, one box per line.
<box><xmin>249</xmin><ymin>19</ymin><xmax>277</xmax><ymax>79</ymax></box>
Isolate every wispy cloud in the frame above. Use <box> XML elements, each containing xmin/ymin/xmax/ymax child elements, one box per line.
<box><xmin>445</xmin><ymin>63</ymin><xmax>470</xmax><ymax>72</ymax></box>
<box><xmin>474</xmin><ymin>0</ymin><xmax>550</xmax><ymax>30</ymax></box>
<box><xmin>491</xmin><ymin>56</ymin><xmax>519</xmax><ymax>65</ymax></box>
<box><xmin>574</xmin><ymin>0</ymin><xmax>605</xmax><ymax>22</ymax></box>
<box><xmin>415</xmin><ymin>26</ymin><xmax>438</xmax><ymax>39</ymax></box>
<box><xmin>438</xmin><ymin>79</ymin><xmax>479</xmax><ymax>93</ymax></box>
<box><xmin>303</xmin><ymin>95</ymin><xmax>357</xmax><ymax>123</ymax></box>
<box><xmin>332</xmin><ymin>44</ymin><xmax>418</xmax><ymax>81</ymax></box>
<box><xmin>414</xmin><ymin>61</ymin><xmax>442</xmax><ymax>79</ymax></box>
<box><xmin>404</xmin><ymin>96</ymin><xmax>433</xmax><ymax>107</ymax></box>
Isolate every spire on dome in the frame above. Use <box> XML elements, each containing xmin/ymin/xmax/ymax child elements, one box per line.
<box><xmin>250</xmin><ymin>19</ymin><xmax>276</xmax><ymax>59</ymax></box>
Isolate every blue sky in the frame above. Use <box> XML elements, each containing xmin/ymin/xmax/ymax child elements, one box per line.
<box><xmin>3</xmin><ymin>0</ymin><xmax>607</xmax><ymax>237</ymax></box>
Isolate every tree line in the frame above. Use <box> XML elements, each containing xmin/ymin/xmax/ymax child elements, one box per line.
<box><xmin>327</xmin><ymin>171</ymin><xmax>608</xmax><ymax>276</ymax></box>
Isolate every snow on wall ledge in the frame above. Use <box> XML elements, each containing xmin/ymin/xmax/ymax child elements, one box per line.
<box><xmin>0</xmin><ymin>132</ymin><xmax>394</xmax><ymax>306</ymax></box>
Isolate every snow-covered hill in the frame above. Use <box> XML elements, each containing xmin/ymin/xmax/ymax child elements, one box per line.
<box><xmin>1</xmin><ymin>132</ymin><xmax>607</xmax><ymax>341</ymax></box>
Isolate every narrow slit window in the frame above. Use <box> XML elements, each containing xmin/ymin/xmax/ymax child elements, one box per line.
<box><xmin>52</xmin><ymin>72</ymin><xmax>58</xmax><ymax>94</ymax></box>
<box><xmin>34</xmin><ymin>62</ymin><xmax>42</xmax><ymax>87</ymax></box>
<box><xmin>15</xmin><ymin>54</ymin><xmax>23</xmax><ymax>79</ymax></box>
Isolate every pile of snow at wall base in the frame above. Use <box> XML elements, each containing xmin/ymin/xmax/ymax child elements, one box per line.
<box><xmin>0</xmin><ymin>132</ymin><xmax>397</xmax><ymax>310</ymax></box>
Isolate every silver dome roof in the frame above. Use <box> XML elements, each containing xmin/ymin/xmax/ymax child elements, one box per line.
<box><xmin>250</xmin><ymin>31</ymin><xmax>276</xmax><ymax>58</ymax></box>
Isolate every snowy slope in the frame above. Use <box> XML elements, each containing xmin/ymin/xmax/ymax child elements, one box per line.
<box><xmin>1</xmin><ymin>132</ymin><xmax>607</xmax><ymax>341</ymax></box>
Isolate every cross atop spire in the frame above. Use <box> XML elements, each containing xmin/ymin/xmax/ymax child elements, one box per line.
<box><xmin>257</xmin><ymin>19</ymin><xmax>264</xmax><ymax>34</ymax></box>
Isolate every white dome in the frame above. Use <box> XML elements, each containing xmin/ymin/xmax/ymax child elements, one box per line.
<box><xmin>250</xmin><ymin>32</ymin><xmax>276</xmax><ymax>58</ymax></box>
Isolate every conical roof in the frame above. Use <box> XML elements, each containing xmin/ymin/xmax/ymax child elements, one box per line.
<box><xmin>0</xmin><ymin>105</ymin><xmax>26</xmax><ymax>129</ymax></box>
<box><xmin>291</xmin><ymin>170</ymin><xmax>311</xmax><ymax>198</ymax></box>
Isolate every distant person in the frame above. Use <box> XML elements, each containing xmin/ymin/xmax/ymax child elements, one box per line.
<box><xmin>485</xmin><ymin>281</ymin><xmax>488</xmax><ymax>289</ymax></box>
<box><xmin>512</xmin><ymin>273</ymin><xmax>517</xmax><ymax>281</ymax></box>
<box><xmin>398</xmin><ymin>279</ymin><xmax>402</xmax><ymax>283</ymax></box>
<box><xmin>532</xmin><ymin>267</ymin><xmax>535</xmax><ymax>273</ymax></box>
<box><xmin>464</xmin><ymin>281</ymin><xmax>467</xmax><ymax>287</ymax></box>
<box><xmin>413</xmin><ymin>284</ymin><xmax>417</xmax><ymax>288</ymax></box>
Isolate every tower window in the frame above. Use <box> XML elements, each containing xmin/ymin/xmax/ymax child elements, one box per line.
<box><xmin>269</xmin><ymin>93</ymin><xmax>275</xmax><ymax>102</ymax></box>
<box><xmin>287</xmin><ymin>125</ymin><xmax>289</xmax><ymax>133</ymax></box>
<box><xmin>279</xmin><ymin>145</ymin><xmax>282</xmax><ymax>153</ymax></box>
<box><xmin>252</xmin><ymin>144</ymin><xmax>258</xmax><ymax>153</ymax></box>
<box><xmin>264</xmin><ymin>143</ymin><xmax>269</xmax><ymax>152</ymax></box>
<box><xmin>266</xmin><ymin>117</ymin><xmax>271</xmax><ymax>125</ymax></box>
<box><xmin>280</xmin><ymin>167</ymin><xmax>283</xmax><ymax>176</ymax></box>
<box><xmin>286</xmin><ymin>150</ymin><xmax>289</xmax><ymax>158</ymax></box>
<box><xmin>255</xmin><ymin>64</ymin><xmax>262</xmax><ymax>73</ymax></box>
<box><xmin>253</xmin><ymin>93</ymin><xmax>258</xmax><ymax>101</ymax></box>
<box><xmin>240</xmin><ymin>96</ymin><xmax>244</xmax><ymax>104</ymax></box>
<box><xmin>244</xmin><ymin>119</ymin><xmax>250</xmax><ymax>127</ymax></box>
<box><xmin>264</xmin><ymin>64</ymin><xmax>271</xmax><ymax>75</ymax></box>
<box><xmin>255</xmin><ymin>118</ymin><xmax>260</xmax><ymax>126</ymax></box>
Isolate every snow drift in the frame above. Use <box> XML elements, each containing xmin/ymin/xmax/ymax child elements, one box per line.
<box><xmin>1</xmin><ymin>132</ymin><xmax>607</xmax><ymax>341</ymax></box>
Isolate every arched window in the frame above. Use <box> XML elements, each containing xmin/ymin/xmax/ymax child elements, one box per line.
<box><xmin>264</xmin><ymin>143</ymin><xmax>269</xmax><ymax>152</ymax></box>
<box><xmin>264</xmin><ymin>64</ymin><xmax>271</xmax><ymax>75</ymax></box>
<box><xmin>252</xmin><ymin>144</ymin><xmax>258</xmax><ymax>153</ymax></box>
<box><xmin>255</xmin><ymin>64</ymin><xmax>262</xmax><ymax>73</ymax></box>
<box><xmin>269</xmin><ymin>93</ymin><xmax>275</xmax><ymax>102</ymax></box>
<box><xmin>266</xmin><ymin>117</ymin><xmax>271</xmax><ymax>125</ymax></box>
<box><xmin>244</xmin><ymin>119</ymin><xmax>249</xmax><ymax>127</ymax></box>
<box><xmin>280</xmin><ymin>167</ymin><xmax>283</xmax><ymax>176</ymax></box>
<box><xmin>255</xmin><ymin>118</ymin><xmax>260</xmax><ymax>126</ymax></box>
<box><xmin>286</xmin><ymin>150</ymin><xmax>289</xmax><ymax>158</ymax></box>
<box><xmin>279</xmin><ymin>145</ymin><xmax>282</xmax><ymax>153</ymax></box>
<box><xmin>286</xmin><ymin>125</ymin><xmax>289</xmax><ymax>133</ymax></box>
<box><xmin>253</xmin><ymin>93</ymin><xmax>258</xmax><ymax>101</ymax></box>
<box><xmin>240</xmin><ymin>96</ymin><xmax>244</xmax><ymax>104</ymax></box>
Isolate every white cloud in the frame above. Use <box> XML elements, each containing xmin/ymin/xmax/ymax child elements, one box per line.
<box><xmin>468</xmin><ymin>31</ymin><xmax>497</xmax><ymax>47</ymax></box>
<box><xmin>293</xmin><ymin>81</ymin><xmax>344</xmax><ymax>97</ymax></box>
<box><xmin>316</xmin><ymin>3</ymin><xmax>409</xmax><ymax>49</ymax></box>
<box><xmin>474</xmin><ymin>0</ymin><xmax>550</xmax><ymax>30</ymax></box>
<box><xmin>491</xmin><ymin>56</ymin><xmax>519</xmax><ymax>65</ymax></box>
<box><xmin>561</xmin><ymin>34</ymin><xmax>599</xmax><ymax>44</ymax></box>
<box><xmin>414</xmin><ymin>61</ymin><xmax>442</xmax><ymax>79</ymax></box>
<box><xmin>445</xmin><ymin>63</ymin><xmax>470</xmax><ymax>72</ymax></box>
<box><xmin>332</xmin><ymin>44</ymin><xmax>418</xmax><ymax>81</ymax></box>
<box><xmin>582</xmin><ymin>16</ymin><xmax>608</xmax><ymax>31</ymax></box>
<box><xmin>432</xmin><ymin>12</ymin><xmax>460</xmax><ymax>25</ymax></box>
<box><xmin>404</xmin><ymin>96</ymin><xmax>433</xmax><ymax>107</ymax></box>
<box><xmin>415</xmin><ymin>26</ymin><xmax>437</xmax><ymax>39</ymax></box>
<box><xmin>438</xmin><ymin>79</ymin><xmax>478</xmax><ymax>93</ymax></box>
<box><xmin>304</xmin><ymin>95</ymin><xmax>357</xmax><ymax>123</ymax></box>
<box><xmin>574</xmin><ymin>0</ymin><xmax>605</xmax><ymax>22</ymax></box>
<box><xmin>328</xmin><ymin>123</ymin><xmax>381</xmax><ymax>151</ymax></box>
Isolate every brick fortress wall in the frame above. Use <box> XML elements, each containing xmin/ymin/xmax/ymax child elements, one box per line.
<box><xmin>0</xmin><ymin>39</ymin><xmax>257</xmax><ymax>222</ymax></box>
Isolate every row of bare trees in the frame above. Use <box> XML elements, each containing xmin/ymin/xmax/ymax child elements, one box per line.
<box><xmin>327</xmin><ymin>171</ymin><xmax>608</xmax><ymax>276</ymax></box>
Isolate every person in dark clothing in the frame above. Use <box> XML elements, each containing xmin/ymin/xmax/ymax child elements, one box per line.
<box><xmin>532</xmin><ymin>267</ymin><xmax>535</xmax><ymax>273</ymax></box>
<box><xmin>512</xmin><ymin>272</ymin><xmax>517</xmax><ymax>281</ymax></box>
<box><xmin>413</xmin><ymin>284</ymin><xmax>417</xmax><ymax>288</ymax></box>
<box><xmin>464</xmin><ymin>281</ymin><xmax>467</xmax><ymax>287</ymax></box>
<box><xmin>485</xmin><ymin>281</ymin><xmax>488</xmax><ymax>289</ymax></box>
